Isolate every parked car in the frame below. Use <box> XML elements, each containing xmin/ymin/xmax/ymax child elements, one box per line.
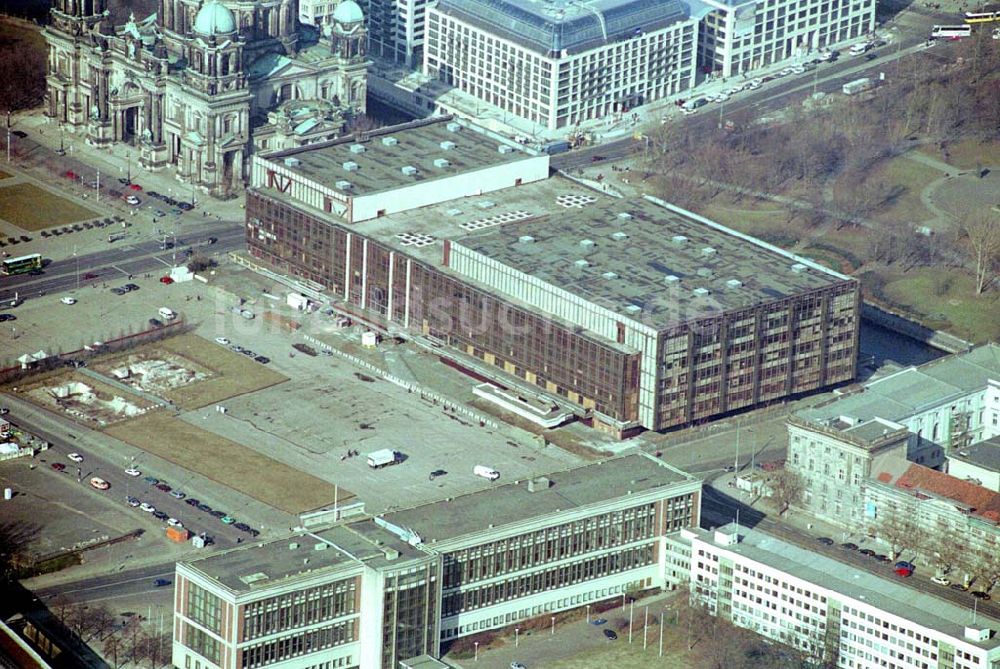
<box><xmin>159</xmin><ymin>276</ymin><xmax>174</xmax><ymax>284</ymax></box>
<box><xmin>254</xmin><ymin>356</ymin><xmax>270</xmax><ymax>364</ymax></box>
<box><xmin>197</xmin><ymin>503</ymin><xmax>212</xmax><ymax>512</ymax></box>
<box><xmin>0</xmin><ymin>314</ymin><xmax>15</xmax><ymax>322</ymax></box>
<box><xmin>50</xmin><ymin>462</ymin><xmax>66</xmax><ymax>471</ymax></box>
<box><xmin>185</xmin><ymin>498</ymin><xmax>201</xmax><ymax>506</ymax></box>
<box><xmin>591</xmin><ymin>618</ymin><xmax>608</xmax><ymax>626</ymax></box>
<box><xmin>178</xmin><ymin>202</ymin><xmax>193</xmax><ymax>211</ymax></box>
<box><xmin>128</xmin><ymin>183</ymin><xmax>143</xmax><ymax>191</ymax></box>
<box><xmin>209</xmin><ymin>509</ymin><xmax>227</xmax><ymax>518</ymax></box>
<box><xmin>140</xmin><ymin>502</ymin><xmax>155</xmax><ymax>513</ymax></box>
<box><xmin>125</xmin><ymin>195</ymin><xmax>141</xmax><ymax>206</ymax></box>
<box><xmin>67</xmin><ymin>453</ymin><xmax>84</xmax><ymax>463</ymax></box>
<box><xmin>153</xmin><ymin>578</ymin><xmax>171</xmax><ymax>587</ymax></box>
<box><xmin>147</xmin><ymin>191</ymin><xmax>161</xmax><ymax>199</ymax></box>
<box><xmin>89</xmin><ymin>477</ymin><xmax>110</xmax><ymax>490</ymax></box>
<box><xmin>972</xmin><ymin>591</ymin><xmax>991</xmax><ymax>600</ymax></box>
<box><xmin>125</xmin><ymin>468</ymin><xmax>142</xmax><ymax>477</ymax></box>
<box><xmin>234</xmin><ymin>522</ymin><xmax>251</xmax><ymax>532</ymax></box>
<box><xmin>169</xmin><ymin>490</ymin><xmax>186</xmax><ymax>499</ymax></box>
<box><xmin>124</xmin><ymin>283</ymin><xmax>140</xmax><ymax>291</ymax></box>
<box><xmin>840</xmin><ymin>543</ymin><xmax>858</xmax><ymax>551</ymax></box>
<box><xmin>82</xmin><ymin>272</ymin><xmax>99</xmax><ymax>280</ymax></box>
<box><xmin>511</xmin><ymin>663</ymin><xmax>527</xmax><ymax>669</ymax></box>
<box><xmin>215</xmin><ymin>337</ymin><xmax>230</xmax><ymax>345</ymax></box>
<box><xmin>149</xmin><ymin>318</ymin><xmax>163</xmax><ymax>328</ymax></box>
<box><xmin>221</xmin><ymin>516</ymin><xmax>236</xmax><ymax>525</ymax></box>
<box><xmin>816</xmin><ymin>537</ymin><xmax>834</xmax><ymax>545</ymax></box>
<box><xmin>143</xmin><ymin>476</ymin><xmax>159</xmax><ymax>485</ymax></box>
<box><xmin>152</xmin><ymin>510</ymin><xmax>168</xmax><ymax>520</ymax></box>
<box><xmin>111</xmin><ymin>287</ymin><xmax>127</xmax><ymax>295</ymax></box>
<box><xmin>154</xmin><ymin>483</ymin><xmax>172</xmax><ymax>492</ymax></box>
<box><xmin>859</xmin><ymin>548</ymin><xmax>876</xmax><ymax>557</ymax></box>
<box><xmin>125</xmin><ymin>496</ymin><xmax>141</xmax><ymax>507</ymax></box>
<box><xmin>60</xmin><ymin>296</ymin><xmax>77</xmax><ymax>305</ymax></box>
<box><xmin>931</xmin><ymin>576</ymin><xmax>951</xmax><ymax>586</ymax></box>
<box><xmin>603</xmin><ymin>629</ymin><xmax>618</xmax><ymax>640</ymax></box>
<box><xmin>167</xmin><ymin>518</ymin><xmax>183</xmax><ymax>528</ymax></box>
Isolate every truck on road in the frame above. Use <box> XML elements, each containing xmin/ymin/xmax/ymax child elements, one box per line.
<box><xmin>367</xmin><ymin>449</ymin><xmax>401</xmax><ymax>469</ymax></box>
<box><xmin>842</xmin><ymin>77</ymin><xmax>874</xmax><ymax>96</ymax></box>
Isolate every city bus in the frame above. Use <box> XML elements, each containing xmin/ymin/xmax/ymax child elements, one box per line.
<box><xmin>931</xmin><ymin>24</ymin><xmax>973</xmax><ymax>38</ymax></box>
<box><xmin>964</xmin><ymin>9</ymin><xmax>1000</xmax><ymax>23</ymax></box>
<box><xmin>0</xmin><ymin>253</ymin><xmax>42</xmax><ymax>276</ymax></box>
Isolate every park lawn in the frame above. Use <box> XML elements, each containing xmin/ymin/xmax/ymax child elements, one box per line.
<box><xmin>919</xmin><ymin>138</ymin><xmax>1000</xmax><ymax>171</ymax></box>
<box><xmin>829</xmin><ymin>155</ymin><xmax>939</xmax><ymax>226</ymax></box>
<box><xmin>155</xmin><ymin>333</ymin><xmax>289</xmax><ymax>409</ymax></box>
<box><xmin>701</xmin><ymin>200</ymin><xmax>800</xmax><ymax>248</ymax></box>
<box><xmin>0</xmin><ymin>182</ymin><xmax>98</xmax><ymax>231</ymax></box>
<box><xmin>881</xmin><ymin>269</ymin><xmax>1000</xmax><ymax>343</ymax></box>
<box><xmin>104</xmin><ymin>412</ymin><xmax>353</xmax><ymax>514</ymax></box>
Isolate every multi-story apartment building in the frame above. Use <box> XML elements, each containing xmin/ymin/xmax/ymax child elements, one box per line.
<box><xmin>172</xmin><ymin>453</ymin><xmax>702</xmax><ymax>669</ymax></box>
<box><xmin>695</xmin><ymin>0</ymin><xmax>877</xmax><ymax>77</ymax></box>
<box><xmin>947</xmin><ymin>437</ymin><xmax>1000</xmax><ymax>492</ymax></box>
<box><xmin>788</xmin><ymin>344</ymin><xmax>1000</xmax><ymax>524</ymax></box>
<box><xmin>423</xmin><ymin>0</ymin><xmax>699</xmax><ymax>130</ymax></box>
<box><xmin>364</xmin><ymin>0</ymin><xmax>429</xmax><ymax>68</ymax></box>
<box><xmin>246</xmin><ymin>116</ymin><xmax>859</xmax><ymax>436</ymax></box>
<box><xmin>686</xmin><ymin>523</ymin><xmax>1000</xmax><ymax>668</ymax></box>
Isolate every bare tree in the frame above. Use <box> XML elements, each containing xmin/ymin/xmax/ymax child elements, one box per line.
<box><xmin>957</xmin><ymin>212</ymin><xmax>1000</xmax><ymax>295</ymax></box>
<box><xmin>768</xmin><ymin>469</ymin><xmax>805</xmax><ymax>516</ymax></box>
<box><xmin>870</xmin><ymin>507</ymin><xmax>926</xmax><ymax>560</ymax></box>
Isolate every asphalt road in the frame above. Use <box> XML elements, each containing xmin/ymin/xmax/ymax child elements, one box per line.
<box><xmin>551</xmin><ymin>27</ymin><xmax>962</xmax><ymax>172</ymax></box>
<box><xmin>32</xmin><ymin>562</ymin><xmax>177</xmax><ymax>605</ymax></box>
<box><xmin>0</xmin><ymin>222</ymin><xmax>243</xmax><ymax>304</ymax></box>
<box><xmin>701</xmin><ymin>484</ymin><xmax>1000</xmax><ymax>619</ymax></box>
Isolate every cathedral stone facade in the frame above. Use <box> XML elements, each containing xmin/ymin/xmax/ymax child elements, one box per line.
<box><xmin>43</xmin><ymin>0</ymin><xmax>369</xmax><ymax>197</ymax></box>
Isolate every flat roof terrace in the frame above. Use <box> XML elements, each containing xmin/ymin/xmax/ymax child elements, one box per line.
<box><xmin>378</xmin><ymin>453</ymin><xmax>698</xmax><ymax>545</ymax></box>
<box><xmin>695</xmin><ymin>524</ymin><xmax>1000</xmax><ymax>650</ymax></box>
<box><xmin>260</xmin><ymin>116</ymin><xmax>535</xmax><ymax>197</ymax></box>
<box><xmin>456</xmin><ymin>193</ymin><xmax>849</xmax><ymax>328</ymax></box>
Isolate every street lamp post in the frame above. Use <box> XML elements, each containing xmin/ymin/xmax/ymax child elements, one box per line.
<box><xmin>586</xmin><ymin>604</ymin><xmax>591</xmax><ymax>624</ymax></box>
<box><xmin>550</xmin><ymin>616</ymin><xmax>555</xmax><ymax>635</ymax></box>
<box><xmin>628</xmin><ymin>600</ymin><xmax>634</xmax><ymax>644</ymax></box>
<box><xmin>515</xmin><ymin>627</ymin><xmax>519</xmax><ymax>647</ymax></box>
<box><xmin>126</xmin><ymin>150</ymin><xmax>131</xmax><ymax>183</ymax></box>
<box><xmin>473</xmin><ymin>641</ymin><xmax>478</xmax><ymax>662</ymax></box>
<box><xmin>6</xmin><ymin>110</ymin><xmax>10</xmax><ymax>162</ymax></box>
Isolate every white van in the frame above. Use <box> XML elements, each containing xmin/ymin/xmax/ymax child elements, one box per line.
<box><xmin>158</xmin><ymin>307</ymin><xmax>176</xmax><ymax>320</ymax></box>
<box><xmin>473</xmin><ymin>465</ymin><xmax>500</xmax><ymax>481</ymax></box>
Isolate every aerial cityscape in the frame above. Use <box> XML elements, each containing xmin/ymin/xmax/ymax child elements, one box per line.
<box><xmin>0</xmin><ymin>0</ymin><xmax>997</xmax><ymax>667</ymax></box>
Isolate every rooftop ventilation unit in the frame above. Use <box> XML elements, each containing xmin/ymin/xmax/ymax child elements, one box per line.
<box><xmin>433</xmin><ymin>158</ymin><xmax>451</xmax><ymax>168</ymax></box>
<box><xmin>611</xmin><ymin>231</ymin><xmax>628</xmax><ymax>241</ymax></box>
<box><xmin>446</xmin><ymin>122</ymin><xmax>461</xmax><ymax>132</ymax></box>
<box><xmin>617</xmin><ymin>212</ymin><xmax>633</xmax><ymax>220</ymax></box>
<box><xmin>574</xmin><ymin>259</ymin><xmax>590</xmax><ymax>268</ymax></box>
<box><xmin>439</xmin><ymin>141</ymin><xmax>456</xmax><ymax>151</ymax></box>
<box><xmin>791</xmin><ymin>263</ymin><xmax>807</xmax><ymax>273</ymax></box>
<box><xmin>498</xmin><ymin>144</ymin><xmax>514</xmax><ymax>154</ymax></box>
<box><xmin>476</xmin><ymin>201</ymin><xmax>496</xmax><ymax>209</ymax></box>
<box><xmin>283</xmin><ymin>157</ymin><xmax>301</xmax><ymax>167</ymax></box>
<box><xmin>446</xmin><ymin>208</ymin><xmax>463</xmax><ymax>217</ymax></box>
<box><xmin>381</xmin><ymin>136</ymin><xmax>399</xmax><ymax>146</ymax></box>
<box><xmin>726</xmin><ymin>279</ymin><xmax>744</xmax><ymax>289</ymax></box>
<box><xmin>313</xmin><ymin>542</ymin><xmax>328</xmax><ymax>551</ymax></box>
<box><xmin>625</xmin><ymin>304</ymin><xmax>642</xmax><ymax>314</ymax></box>
<box><xmin>335</xmin><ymin>180</ymin><xmax>353</xmax><ymax>190</ymax></box>
<box><xmin>664</xmin><ymin>275</ymin><xmax>681</xmax><ymax>284</ymax></box>
<box><xmin>702</xmin><ymin>247</ymin><xmax>717</xmax><ymax>256</ymax></box>
<box><xmin>602</xmin><ymin>271</ymin><xmax>618</xmax><ymax>280</ymax></box>
<box><xmin>672</xmin><ymin>235</ymin><xmax>688</xmax><ymax>245</ymax></box>
<box><xmin>579</xmin><ymin>239</ymin><xmax>595</xmax><ymax>248</ymax></box>
<box><xmin>518</xmin><ymin>235</ymin><xmax>535</xmax><ymax>244</ymax></box>
<box><xmin>693</xmin><ymin>287</ymin><xmax>711</xmax><ymax>297</ymax></box>
<box><xmin>401</xmin><ymin>165</ymin><xmax>418</xmax><ymax>176</ymax></box>
<box><xmin>349</xmin><ymin>143</ymin><xmax>365</xmax><ymax>154</ymax></box>
<box><xmin>342</xmin><ymin>161</ymin><xmax>359</xmax><ymax>172</ymax></box>
<box><xmin>696</xmin><ymin>267</ymin><xmax>713</xmax><ymax>278</ymax></box>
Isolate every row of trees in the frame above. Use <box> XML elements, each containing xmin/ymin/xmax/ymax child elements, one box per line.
<box><xmin>50</xmin><ymin>598</ymin><xmax>171</xmax><ymax>669</ymax></box>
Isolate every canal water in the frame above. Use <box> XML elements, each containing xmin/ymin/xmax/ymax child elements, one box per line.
<box><xmin>859</xmin><ymin>321</ymin><xmax>944</xmax><ymax>369</ymax></box>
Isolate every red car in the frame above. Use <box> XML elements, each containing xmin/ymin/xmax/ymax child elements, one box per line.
<box><xmin>64</xmin><ymin>170</ymin><xmax>77</xmax><ymax>179</ymax></box>
<box><xmin>82</xmin><ymin>272</ymin><xmax>99</xmax><ymax>280</ymax></box>
<box><xmin>128</xmin><ymin>183</ymin><xmax>143</xmax><ymax>191</ymax></box>
<box><xmin>50</xmin><ymin>462</ymin><xmax>66</xmax><ymax>471</ymax></box>
<box><xmin>159</xmin><ymin>276</ymin><xmax>174</xmax><ymax>284</ymax></box>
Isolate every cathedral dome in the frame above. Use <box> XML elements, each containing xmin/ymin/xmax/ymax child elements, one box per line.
<box><xmin>193</xmin><ymin>0</ymin><xmax>237</xmax><ymax>36</ymax></box>
<box><xmin>332</xmin><ymin>0</ymin><xmax>364</xmax><ymax>24</ymax></box>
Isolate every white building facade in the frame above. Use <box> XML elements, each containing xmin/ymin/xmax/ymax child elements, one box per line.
<box><xmin>696</xmin><ymin>0</ymin><xmax>877</xmax><ymax>78</ymax></box>
<box><xmin>688</xmin><ymin>524</ymin><xmax>1000</xmax><ymax>668</ymax></box>
<box><xmin>423</xmin><ymin>0</ymin><xmax>698</xmax><ymax>130</ymax></box>
<box><xmin>365</xmin><ymin>0</ymin><xmax>430</xmax><ymax>68</ymax></box>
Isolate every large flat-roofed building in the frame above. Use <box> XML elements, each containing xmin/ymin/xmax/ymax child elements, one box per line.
<box><xmin>247</xmin><ymin>117</ymin><xmax>859</xmax><ymax>434</ymax></box>
<box><xmin>687</xmin><ymin>524</ymin><xmax>1000</xmax><ymax>667</ymax></box>
<box><xmin>172</xmin><ymin>454</ymin><xmax>701</xmax><ymax>669</ymax></box>
<box><xmin>695</xmin><ymin>0</ymin><xmax>876</xmax><ymax>78</ymax></box>
<box><xmin>423</xmin><ymin>0</ymin><xmax>698</xmax><ymax>130</ymax></box>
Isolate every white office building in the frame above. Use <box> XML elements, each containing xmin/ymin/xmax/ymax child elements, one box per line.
<box><xmin>687</xmin><ymin>524</ymin><xmax>1000</xmax><ymax>668</ymax></box>
<box><xmin>424</xmin><ymin>0</ymin><xmax>699</xmax><ymax>130</ymax></box>
<box><xmin>365</xmin><ymin>0</ymin><xmax>430</xmax><ymax>68</ymax></box>
<box><xmin>695</xmin><ymin>0</ymin><xmax>877</xmax><ymax>78</ymax></box>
